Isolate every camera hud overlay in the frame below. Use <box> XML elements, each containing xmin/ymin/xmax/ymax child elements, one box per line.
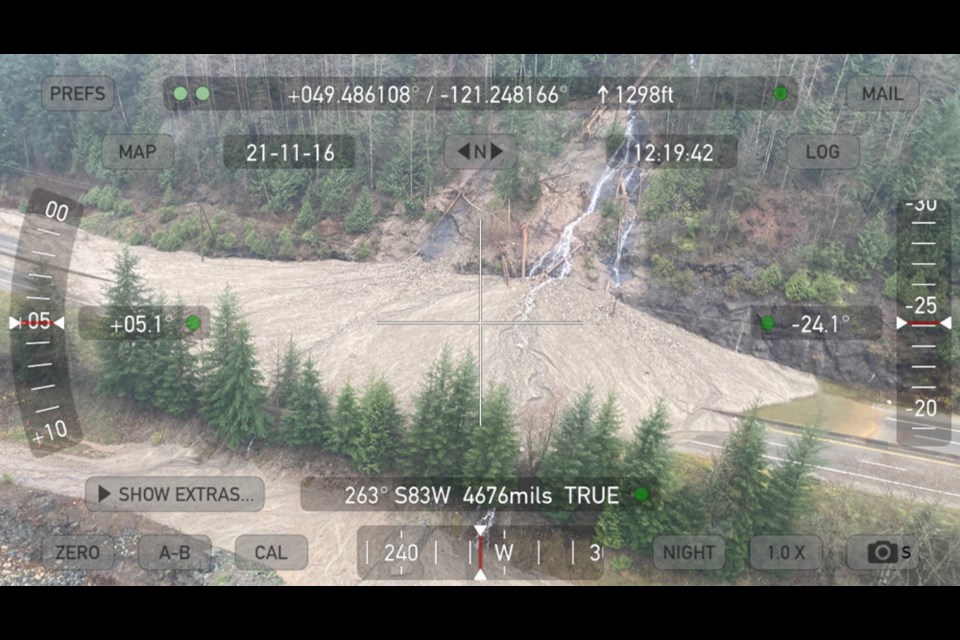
<box><xmin>0</xmin><ymin>54</ymin><xmax>958</xmax><ymax>586</ymax></box>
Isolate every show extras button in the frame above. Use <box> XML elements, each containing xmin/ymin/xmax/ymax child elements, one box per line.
<box><xmin>847</xmin><ymin>76</ymin><xmax>919</xmax><ymax>111</ymax></box>
<box><xmin>236</xmin><ymin>535</ymin><xmax>309</xmax><ymax>571</ymax></box>
<box><xmin>42</xmin><ymin>76</ymin><xmax>115</xmax><ymax>111</ymax></box>
<box><xmin>102</xmin><ymin>134</ymin><xmax>175</xmax><ymax>170</ymax></box>
<box><xmin>444</xmin><ymin>134</ymin><xmax>517</xmax><ymax>170</ymax></box>
<box><xmin>139</xmin><ymin>534</ymin><xmax>211</xmax><ymax>571</ymax></box>
<box><xmin>787</xmin><ymin>134</ymin><xmax>859</xmax><ymax>170</ymax></box>
<box><xmin>85</xmin><ymin>476</ymin><xmax>265</xmax><ymax>512</ymax></box>
<box><xmin>42</xmin><ymin>535</ymin><xmax>115</xmax><ymax>571</ymax></box>
<box><xmin>653</xmin><ymin>535</ymin><xmax>725</xmax><ymax>570</ymax></box>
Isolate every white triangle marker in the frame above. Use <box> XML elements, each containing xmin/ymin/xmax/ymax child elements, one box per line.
<box><xmin>896</xmin><ymin>317</ymin><xmax>906</xmax><ymax>330</ymax></box>
<box><xmin>474</xmin><ymin>569</ymin><xmax>487</xmax><ymax>581</ymax></box>
<box><xmin>54</xmin><ymin>317</ymin><xmax>65</xmax><ymax>330</ymax></box>
<box><xmin>9</xmin><ymin>316</ymin><xmax>19</xmax><ymax>330</ymax></box>
<box><xmin>474</xmin><ymin>525</ymin><xmax>487</xmax><ymax>537</ymax></box>
<box><xmin>943</xmin><ymin>316</ymin><xmax>952</xmax><ymax>330</ymax></box>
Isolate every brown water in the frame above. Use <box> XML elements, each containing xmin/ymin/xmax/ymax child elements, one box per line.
<box><xmin>757</xmin><ymin>380</ymin><xmax>884</xmax><ymax>438</ymax></box>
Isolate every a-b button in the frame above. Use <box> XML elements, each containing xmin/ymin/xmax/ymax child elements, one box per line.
<box><xmin>102</xmin><ymin>134</ymin><xmax>175</xmax><ymax>170</ymax></box>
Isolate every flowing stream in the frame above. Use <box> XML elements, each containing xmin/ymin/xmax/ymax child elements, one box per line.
<box><xmin>520</xmin><ymin>112</ymin><xmax>647</xmax><ymax>325</ymax></box>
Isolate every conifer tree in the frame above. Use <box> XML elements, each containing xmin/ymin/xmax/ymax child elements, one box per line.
<box><xmin>200</xmin><ymin>289</ymin><xmax>268</xmax><ymax>448</ymax></box>
<box><xmin>279</xmin><ymin>357</ymin><xmax>330</xmax><ymax>446</ymax></box>
<box><xmin>707</xmin><ymin>404</ymin><xmax>768</xmax><ymax>577</ymax></box>
<box><xmin>352</xmin><ymin>378</ymin><xmax>403</xmax><ymax>473</ymax></box>
<box><xmin>272</xmin><ymin>336</ymin><xmax>300</xmax><ymax>410</ymax></box>
<box><xmin>152</xmin><ymin>296</ymin><xmax>199</xmax><ymax>416</ymax></box>
<box><xmin>403</xmin><ymin>345</ymin><xmax>457</xmax><ymax>476</ymax></box>
<box><xmin>96</xmin><ymin>248</ymin><xmax>150</xmax><ymax>398</ymax></box>
<box><xmin>590</xmin><ymin>392</ymin><xmax>624</xmax><ymax>477</ymax></box>
<box><xmin>539</xmin><ymin>388</ymin><xmax>597</xmax><ymax>482</ymax></box>
<box><xmin>599</xmin><ymin>398</ymin><xmax>675</xmax><ymax>553</ymax></box>
<box><xmin>760</xmin><ymin>421</ymin><xmax>824</xmax><ymax>534</ymax></box>
<box><xmin>329</xmin><ymin>381</ymin><xmax>362</xmax><ymax>456</ymax></box>
<box><xmin>463</xmin><ymin>384</ymin><xmax>520</xmax><ymax>483</ymax></box>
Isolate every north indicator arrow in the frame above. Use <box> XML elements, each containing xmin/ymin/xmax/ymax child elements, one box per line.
<box><xmin>490</xmin><ymin>142</ymin><xmax>502</xmax><ymax>160</ymax></box>
<box><xmin>458</xmin><ymin>143</ymin><xmax>471</xmax><ymax>160</ymax></box>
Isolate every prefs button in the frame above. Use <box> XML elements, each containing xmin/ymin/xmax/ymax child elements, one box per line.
<box><xmin>42</xmin><ymin>76</ymin><xmax>115</xmax><ymax>111</ymax></box>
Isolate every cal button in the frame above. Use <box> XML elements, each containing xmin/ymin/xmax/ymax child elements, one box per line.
<box><xmin>846</xmin><ymin>76</ymin><xmax>919</xmax><ymax>111</ymax></box>
<box><xmin>235</xmin><ymin>534</ymin><xmax>309</xmax><ymax>571</ymax></box>
<box><xmin>42</xmin><ymin>76</ymin><xmax>114</xmax><ymax>111</ymax></box>
<box><xmin>102</xmin><ymin>134</ymin><xmax>175</xmax><ymax>170</ymax></box>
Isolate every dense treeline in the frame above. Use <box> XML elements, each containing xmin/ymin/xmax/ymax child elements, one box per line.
<box><xmin>635</xmin><ymin>54</ymin><xmax>960</xmax><ymax>307</ymax></box>
<box><xmin>97</xmin><ymin>249</ymin><xmax>960</xmax><ymax>583</ymax></box>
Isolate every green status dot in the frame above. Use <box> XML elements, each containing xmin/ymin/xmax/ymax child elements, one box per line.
<box><xmin>759</xmin><ymin>315</ymin><xmax>776</xmax><ymax>331</ymax></box>
<box><xmin>173</xmin><ymin>86</ymin><xmax>188</xmax><ymax>101</ymax></box>
<box><xmin>195</xmin><ymin>86</ymin><xmax>211</xmax><ymax>101</ymax></box>
<box><xmin>634</xmin><ymin>487</ymin><xmax>650</xmax><ymax>503</ymax></box>
<box><xmin>185</xmin><ymin>315</ymin><xmax>201</xmax><ymax>331</ymax></box>
<box><xmin>773</xmin><ymin>85</ymin><xmax>789</xmax><ymax>101</ymax></box>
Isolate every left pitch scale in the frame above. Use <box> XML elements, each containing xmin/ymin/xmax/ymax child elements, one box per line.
<box><xmin>8</xmin><ymin>189</ymin><xmax>84</xmax><ymax>456</ymax></box>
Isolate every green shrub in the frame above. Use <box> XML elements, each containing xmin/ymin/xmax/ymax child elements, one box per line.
<box><xmin>724</xmin><ymin>274</ymin><xmax>746</xmax><ymax>299</ymax></box>
<box><xmin>152</xmin><ymin>229</ymin><xmax>183</xmax><ymax>252</ymax></box>
<box><xmin>651</xmin><ymin>254</ymin><xmax>676</xmax><ymax>280</ymax></box>
<box><xmin>673</xmin><ymin>269</ymin><xmax>696</xmax><ymax>294</ymax></box>
<box><xmin>18</xmin><ymin>198</ymin><xmax>28</xmax><ymax>213</ymax></box>
<box><xmin>278</xmin><ymin>226</ymin><xmax>296</xmax><ymax>259</ymax></box>
<box><xmin>883</xmin><ymin>273</ymin><xmax>899</xmax><ymax>300</ymax></box>
<box><xmin>610</xmin><ymin>555</ymin><xmax>631</xmax><ymax>573</ymax></box>
<box><xmin>244</xmin><ymin>226</ymin><xmax>276</xmax><ymax>258</ymax></box>
<box><xmin>217</xmin><ymin>232</ymin><xmax>238</xmax><ymax>251</ymax></box>
<box><xmin>402</xmin><ymin>198</ymin><xmax>424</xmax><ymax>221</ymax></box>
<box><xmin>784</xmin><ymin>270</ymin><xmax>815</xmax><ymax>301</ymax></box>
<box><xmin>344</xmin><ymin>190</ymin><xmax>375</xmax><ymax>234</ymax></box>
<box><xmin>744</xmin><ymin>263</ymin><xmax>782</xmax><ymax>296</ymax></box>
<box><xmin>96</xmin><ymin>185</ymin><xmax>120</xmax><ymax>212</ymax></box>
<box><xmin>128</xmin><ymin>230</ymin><xmax>147</xmax><ymax>246</ymax></box>
<box><xmin>811</xmin><ymin>273</ymin><xmax>843</xmax><ymax>305</ymax></box>
<box><xmin>294</xmin><ymin>201</ymin><xmax>320</xmax><ymax>231</ymax></box>
<box><xmin>115</xmin><ymin>200</ymin><xmax>135</xmax><ymax>217</ymax></box>
<box><xmin>159</xmin><ymin>207</ymin><xmax>179</xmax><ymax>223</ymax></box>
<box><xmin>79</xmin><ymin>186</ymin><xmax>100</xmax><ymax>207</ymax></box>
<box><xmin>355</xmin><ymin>239</ymin><xmax>370</xmax><ymax>261</ymax></box>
